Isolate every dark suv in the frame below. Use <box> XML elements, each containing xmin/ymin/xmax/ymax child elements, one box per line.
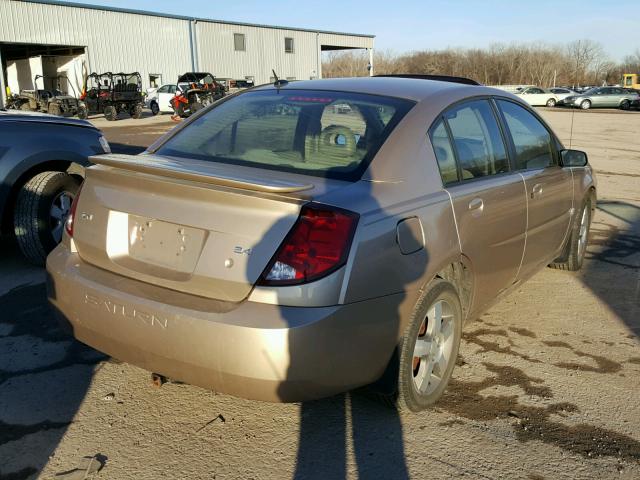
<box><xmin>0</xmin><ymin>111</ymin><xmax>111</xmax><ymax>264</ymax></box>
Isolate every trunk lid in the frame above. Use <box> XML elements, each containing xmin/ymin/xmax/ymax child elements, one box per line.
<box><xmin>72</xmin><ymin>154</ymin><xmax>344</xmax><ymax>302</ymax></box>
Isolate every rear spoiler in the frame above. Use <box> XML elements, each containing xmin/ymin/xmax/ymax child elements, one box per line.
<box><xmin>90</xmin><ymin>154</ymin><xmax>314</xmax><ymax>194</ymax></box>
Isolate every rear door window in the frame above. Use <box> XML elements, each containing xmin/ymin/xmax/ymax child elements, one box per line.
<box><xmin>157</xmin><ymin>89</ymin><xmax>414</xmax><ymax>181</ymax></box>
<box><xmin>430</xmin><ymin>119</ymin><xmax>458</xmax><ymax>185</ymax></box>
<box><xmin>442</xmin><ymin>99</ymin><xmax>509</xmax><ymax>180</ymax></box>
<box><xmin>497</xmin><ymin>100</ymin><xmax>556</xmax><ymax>170</ymax></box>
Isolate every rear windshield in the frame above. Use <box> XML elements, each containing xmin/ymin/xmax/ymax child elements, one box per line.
<box><xmin>156</xmin><ymin>89</ymin><xmax>414</xmax><ymax>181</ymax></box>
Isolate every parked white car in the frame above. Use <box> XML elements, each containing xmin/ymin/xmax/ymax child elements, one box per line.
<box><xmin>515</xmin><ymin>86</ymin><xmax>558</xmax><ymax>107</ymax></box>
<box><xmin>146</xmin><ymin>84</ymin><xmax>177</xmax><ymax>115</ymax></box>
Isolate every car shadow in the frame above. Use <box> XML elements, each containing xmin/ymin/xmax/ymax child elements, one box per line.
<box><xmin>0</xmin><ymin>236</ymin><xmax>106</xmax><ymax>479</ymax></box>
<box><xmin>247</xmin><ymin>168</ymin><xmax>432</xmax><ymax>478</ymax></box>
<box><xmin>579</xmin><ymin>200</ymin><xmax>640</xmax><ymax>337</ymax></box>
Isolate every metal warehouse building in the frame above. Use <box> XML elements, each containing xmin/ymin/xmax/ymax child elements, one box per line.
<box><xmin>0</xmin><ymin>0</ymin><xmax>374</xmax><ymax>107</ymax></box>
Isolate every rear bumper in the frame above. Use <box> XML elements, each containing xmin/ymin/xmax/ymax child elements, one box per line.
<box><xmin>46</xmin><ymin>246</ymin><xmax>403</xmax><ymax>402</ymax></box>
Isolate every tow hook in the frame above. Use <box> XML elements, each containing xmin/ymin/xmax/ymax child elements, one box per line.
<box><xmin>151</xmin><ymin>373</ymin><xmax>167</xmax><ymax>388</ymax></box>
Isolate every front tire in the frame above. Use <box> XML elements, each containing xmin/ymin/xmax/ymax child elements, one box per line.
<box><xmin>77</xmin><ymin>104</ymin><xmax>88</xmax><ymax>120</ymax></box>
<box><xmin>13</xmin><ymin>172</ymin><xmax>81</xmax><ymax>266</ymax></box>
<box><xmin>550</xmin><ymin>196</ymin><xmax>592</xmax><ymax>271</ymax></box>
<box><xmin>379</xmin><ymin>279</ymin><xmax>463</xmax><ymax>412</ymax></box>
<box><xmin>150</xmin><ymin>100</ymin><xmax>160</xmax><ymax>116</ymax></box>
<box><xmin>620</xmin><ymin>100</ymin><xmax>630</xmax><ymax>111</ymax></box>
<box><xmin>580</xmin><ymin>100</ymin><xmax>591</xmax><ymax>110</ymax></box>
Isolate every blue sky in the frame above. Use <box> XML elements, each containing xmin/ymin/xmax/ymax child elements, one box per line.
<box><xmin>70</xmin><ymin>0</ymin><xmax>637</xmax><ymax>60</ymax></box>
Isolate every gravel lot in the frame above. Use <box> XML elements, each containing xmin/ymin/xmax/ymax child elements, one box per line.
<box><xmin>0</xmin><ymin>108</ymin><xmax>639</xmax><ymax>480</ymax></box>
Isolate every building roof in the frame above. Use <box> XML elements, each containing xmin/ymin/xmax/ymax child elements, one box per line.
<box><xmin>20</xmin><ymin>0</ymin><xmax>375</xmax><ymax>38</ymax></box>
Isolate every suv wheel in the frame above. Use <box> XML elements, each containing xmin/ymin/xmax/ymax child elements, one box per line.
<box><xmin>580</xmin><ymin>99</ymin><xmax>591</xmax><ymax>110</ymax></box>
<box><xmin>150</xmin><ymin>101</ymin><xmax>160</xmax><ymax>116</ymax></box>
<box><xmin>550</xmin><ymin>196</ymin><xmax>592</xmax><ymax>271</ymax></box>
<box><xmin>104</xmin><ymin>105</ymin><xmax>118</xmax><ymax>121</ymax></box>
<box><xmin>13</xmin><ymin>171</ymin><xmax>81</xmax><ymax>266</ymax></box>
<box><xmin>620</xmin><ymin>100</ymin><xmax>631</xmax><ymax>110</ymax></box>
<box><xmin>376</xmin><ymin>279</ymin><xmax>462</xmax><ymax>411</ymax></box>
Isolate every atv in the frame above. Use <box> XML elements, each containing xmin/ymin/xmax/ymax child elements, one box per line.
<box><xmin>8</xmin><ymin>75</ymin><xmax>87</xmax><ymax>118</ymax></box>
<box><xmin>82</xmin><ymin>72</ymin><xmax>144</xmax><ymax>121</ymax></box>
<box><xmin>171</xmin><ymin>72</ymin><xmax>225</xmax><ymax>118</ymax></box>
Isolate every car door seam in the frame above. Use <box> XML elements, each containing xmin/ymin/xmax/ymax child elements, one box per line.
<box><xmin>513</xmin><ymin>172</ymin><xmax>528</xmax><ymax>281</ymax></box>
<box><xmin>444</xmin><ymin>188</ymin><xmax>462</xmax><ymax>253</ymax></box>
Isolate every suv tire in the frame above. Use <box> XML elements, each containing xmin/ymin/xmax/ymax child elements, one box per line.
<box><xmin>150</xmin><ymin>101</ymin><xmax>160</xmax><ymax>116</ymax></box>
<box><xmin>14</xmin><ymin>171</ymin><xmax>81</xmax><ymax>266</ymax></box>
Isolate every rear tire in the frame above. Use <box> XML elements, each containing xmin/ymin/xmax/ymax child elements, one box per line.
<box><xmin>190</xmin><ymin>101</ymin><xmax>203</xmax><ymax>114</ymax></box>
<box><xmin>150</xmin><ymin>101</ymin><xmax>160</xmax><ymax>116</ymax></box>
<box><xmin>13</xmin><ymin>171</ymin><xmax>81</xmax><ymax>266</ymax></box>
<box><xmin>550</xmin><ymin>196</ymin><xmax>592</xmax><ymax>271</ymax></box>
<box><xmin>104</xmin><ymin>105</ymin><xmax>118</xmax><ymax>121</ymax></box>
<box><xmin>546</xmin><ymin>98</ymin><xmax>557</xmax><ymax>107</ymax></box>
<box><xmin>375</xmin><ymin>279</ymin><xmax>463</xmax><ymax>412</ymax></box>
<box><xmin>620</xmin><ymin>100</ymin><xmax>630</xmax><ymax>111</ymax></box>
<box><xmin>130</xmin><ymin>104</ymin><xmax>143</xmax><ymax>119</ymax></box>
<box><xmin>580</xmin><ymin>100</ymin><xmax>591</xmax><ymax>110</ymax></box>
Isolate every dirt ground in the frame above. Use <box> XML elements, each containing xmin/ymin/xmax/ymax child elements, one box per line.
<box><xmin>0</xmin><ymin>108</ymin><xmax>638</xmax><ymax>480</ymax></box>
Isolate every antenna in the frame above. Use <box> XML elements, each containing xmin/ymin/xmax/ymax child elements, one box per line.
<box><xmin>272</xmin><ymin>70</ymin><xmax>288</xmax><ymax>89</ymax></box>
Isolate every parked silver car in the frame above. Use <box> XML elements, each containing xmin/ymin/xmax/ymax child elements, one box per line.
<box><xmin>563</xmin><ymin>86</ymin><xmax>639</xmax><ymax>110</ymax></box>
<box><xmin>47</xmin><ymin>76</ymin><xmax>596</xmax><ymax>411</ymax></box>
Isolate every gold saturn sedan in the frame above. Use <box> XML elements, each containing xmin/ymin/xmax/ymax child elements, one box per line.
<box><xmin>47</xmin><ymin>75</ymin><xmax>596</xmax><ymax>411</ymax></box>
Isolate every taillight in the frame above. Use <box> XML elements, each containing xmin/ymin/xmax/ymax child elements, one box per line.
<box><xmin>64</xmin><ymin>183</ymin><xmax>84</xmax><ymax>238</ymax></box>
<box><xmin>258</xmin><ymin>204</ymin><xmax>359</xmax><ymax>286</ymax></box>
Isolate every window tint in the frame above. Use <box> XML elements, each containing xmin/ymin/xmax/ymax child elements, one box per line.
<box><xmin>430</xmin><ymin>119</ymin><xmax>458</xmax><ymax>184</ymax></box>
<box><xmin>497</xmin><ymin>100</ymin><xmax>555</xmax><ymax>170</ymax></box>
<box><xmin>157</xmin><ymin>85</ymin><xmax>169</xmax><ymax>93</ymax></box>
<box><xmin>157</xmin><ymin>90</ymin><xmax>414</xmax><ymax>181</ymax></box>
<box><xmin>444</xmin><ymin>100</ymin><xmax>509</xmax><ymax>180</ymax></box>
<box><xmin>234</xmin><ymin>33</ymin><xmax>246</xmax><ymax>51</ymax></box>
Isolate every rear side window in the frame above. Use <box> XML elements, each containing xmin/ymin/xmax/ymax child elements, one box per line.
<box><xmin>443</xmin><ymin>100</ymin><xmax>509</xmax><ymax>180</ymax></box>
<box><xmin>497</xmin><ymin>100</ymin><xmax>555</xmax><ymax>170</ymax></box>
<box><xmin>157</xmin><ymin>89</ymin><xmax>414</xmax><ymax>181</ymax></box>
<box><xmin>430</xmin><ymin>119</ymin><xmax>458</xmax><ymax>185</ymax></box>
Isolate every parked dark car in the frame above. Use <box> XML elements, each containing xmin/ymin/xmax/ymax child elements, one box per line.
<box><xmin>0</xmin><ymin>110</ymin><xmax>111</xmax><ymax>264</ymax></box>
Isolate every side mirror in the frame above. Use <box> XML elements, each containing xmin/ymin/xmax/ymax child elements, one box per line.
<box><xmin>561</xmin><ymin>149</ymin><xmax>588</xmax><ymax>167</ymax></box>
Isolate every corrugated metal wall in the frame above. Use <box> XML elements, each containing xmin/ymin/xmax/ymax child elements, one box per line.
<box><xmin>0</xmin><ymin>0</ymin><xmax>374</xmax><ymax>93</ymax></box>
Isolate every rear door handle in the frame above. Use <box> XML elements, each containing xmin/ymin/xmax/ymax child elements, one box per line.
<box><xmin>468</xmin><ymin>198</ymin><xmax>484</xmax><ymax>216</ymax></box>
<box><xmin>531</xmin><ymin>183</ymin><xmax>543</xmax><ymax>198</ymax></box>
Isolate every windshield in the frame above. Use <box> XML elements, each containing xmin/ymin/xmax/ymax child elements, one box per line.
<box><xmin>156</xmin><ymin>89</ymin><xmax>415</xmax><ymax>181</ymax></box>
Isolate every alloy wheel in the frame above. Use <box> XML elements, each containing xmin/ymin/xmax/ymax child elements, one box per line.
<box><xmin>50</xmin><ymin>190</ymin><xmax>74</xmax><ymax>243</ymax></box>
<box><xmin>412</xmin><ymin>299</ymin><xmax>456</xmax><ymax>396</ymax></box>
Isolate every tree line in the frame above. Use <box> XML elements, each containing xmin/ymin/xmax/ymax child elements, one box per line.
<box><xmin>322</xmin><ymin>40</ymin><xmax>640</xmax><ymax>88</ymax></box>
